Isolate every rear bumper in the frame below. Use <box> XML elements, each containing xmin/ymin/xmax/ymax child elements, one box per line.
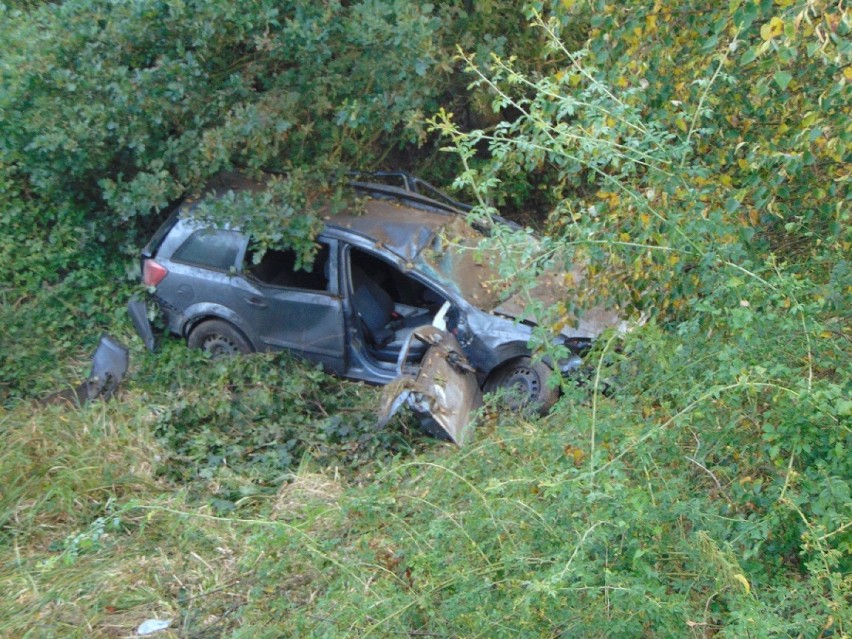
<box><xmin>127</xmin><ymin>297</ymin><xmax>156</xmax><ymax>352</ymax></box>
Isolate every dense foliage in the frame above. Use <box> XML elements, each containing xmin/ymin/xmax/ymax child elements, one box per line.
<box><xmin>1</xmin><ymin>0</ymin><xmax>449</xmax><ymax>214</ymax></box>
<box><xmin>1</xmin><ymin>0</ymin><xmax>849</xmax><ymax>637</ymax></box>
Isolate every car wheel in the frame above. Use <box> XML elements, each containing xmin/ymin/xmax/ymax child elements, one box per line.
<box><xmin>484</xmin><ymin>357</ymin><xmax>559</xmax><ymax>414</ymax></box>
<box><xmin>187</xmin><ymin>319</ymin><xmax>253</xmax><ymax>358</ymax></box>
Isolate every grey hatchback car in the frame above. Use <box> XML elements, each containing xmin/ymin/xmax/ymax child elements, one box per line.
<box><xmin>133</xmin><ymin>177</ymin><xmax>616</xmax><ymax>430</ymax></box>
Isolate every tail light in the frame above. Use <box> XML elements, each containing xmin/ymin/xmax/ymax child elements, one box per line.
<box><xmin>143</xmin><ymin>259</ymin><xmax>168</xmax><ymax>287</ymax></box>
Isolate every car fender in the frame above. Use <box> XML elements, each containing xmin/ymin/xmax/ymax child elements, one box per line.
<box><xmin>180</xmin><ymin>303</ymin><xmax>257</xmax><ymax>347</ymax></box>
<box><xmin>463</xmin><ymin>311</ymin><xmax>533</xmax><ymax>379</ymax></box>
<box><xmin>482</xmin><ymin>340</ymin><xmax>570</xmax><ymax>377</ymax></box>
<box><xmin>474</xmin><ymin>340</ymin><xmax>534</xmax><ymax>382</ymax></box>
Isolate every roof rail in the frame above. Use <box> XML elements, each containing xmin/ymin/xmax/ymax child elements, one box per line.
<box><xmin>347</xmin><ymin>171</ymin><xmax>471</xmax><ymax>212</ymax></box>
<box><xmin>347</xmin><ymin>170</ymin><xmax>523</xmax><ymax>232</ymax></box>
<box><xmin>347</xmin><ymin>180</ymin><xmax>460</xmax><ymax>216</ymax></box>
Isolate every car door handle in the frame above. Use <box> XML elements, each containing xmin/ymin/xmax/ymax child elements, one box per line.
<box><xmin>244</xmin><ymin>296</ymin><xmax>267</xmax><ymax>308</ymax></box>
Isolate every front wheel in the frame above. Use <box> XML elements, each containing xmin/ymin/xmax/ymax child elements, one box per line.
<box><xmin>484</xmin><ymin>357</ymin><xmax>559</xmax><ymax>414</ymax></box>
<box><xmin>187</xmin><ymin>319</ymin><xmax>253</xmax><ymax>359</ymax></box>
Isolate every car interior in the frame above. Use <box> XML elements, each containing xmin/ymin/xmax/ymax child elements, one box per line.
<box><xmin>245</xmin><ymin>244</ymin><xmax>331</xmax><ymax>291</ymax></box>
<box><xmin>349</xmin><ymin>248</ymin><xmax>447</xmax><ymax>363</ymax></box>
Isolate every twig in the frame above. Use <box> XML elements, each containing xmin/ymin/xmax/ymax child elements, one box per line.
<box><xmin>773</xmin><ymin>261</ymin><xmax>813</xmax><ymax>392</ymax></box>
<box><xmin>818</xmin><ymin>519</ymin><xmax>852</xmax><ymax>542</ymax></box>
<box><xmin>681</xmin><ymin>29</ymin><xmax>739</xmax><ymax>168</ymax></box>
<box><xmin>178</xmin><ymin>578</ymin><xmax>244</xmax><ymax>603</ymax></box>
<box><xmin>778</xmin><ymin>451</ymin><xmax>796</xmax><ymax>502</ymax></box>
<box><xmin>558</xmin><ymin>521</ymin><xmax>606</xmax><ymax>579</ymax></box>
<box><xmin>590</xmin><ymin>331</ymin><xmax>619</xmax><ymax>487</ymax></box>
<box><xmin>685</xmin><ymin>456</ymin><xmax>731</xmax><ymax>503</ymax></box>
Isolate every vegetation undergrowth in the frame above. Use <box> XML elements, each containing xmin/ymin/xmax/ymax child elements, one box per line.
<box><xmin>1</xmin><ymin>0</ymin><xmax>849</xmax><ymax>637</ymax></box>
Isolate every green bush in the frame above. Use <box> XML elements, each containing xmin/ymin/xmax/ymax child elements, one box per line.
<box><xmin>0</xmin><ymin>0</ymin><xmax>453</xmax><ymax>221</ymax></box>
<box><xmin>145</xmin><ymin>348</ymin><xmax>426</xmax><ymax>505</ymax></box>
<box><xmin>0</xmin><ymin>0</ymin><xmax>848</xmax><ymax>636</ymax></box>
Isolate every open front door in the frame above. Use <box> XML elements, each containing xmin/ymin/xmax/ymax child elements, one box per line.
<box><xmin>378</xmin><ymin>325</ymin><xmax>482</xmax><ymax>445</ymax></box>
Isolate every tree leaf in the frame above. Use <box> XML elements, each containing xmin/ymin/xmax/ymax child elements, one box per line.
<box><xmin>740</xmin><ymin>47</ymin><xmax>757</xmax><ymax>64</ymax></box>
<box><xmin>774</xmin><ymin>70</ymin><xmax>792</xmax><ymax>90</ymax></box>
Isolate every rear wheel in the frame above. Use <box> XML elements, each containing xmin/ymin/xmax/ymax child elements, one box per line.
<box><xmin>484</xmin><ymin>357</ymin><xmax>559</xmax><ymax>414</ymax></box>
<box><xmin>187</xmin><ymin>319</ymin><xmax>253</xmax><ymax>358</ymax></box>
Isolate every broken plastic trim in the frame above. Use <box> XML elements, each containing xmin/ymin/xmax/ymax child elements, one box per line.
<box><xmin>87</xmin><ymin>335</ymin><xmax>129</xmax><ymax>401</ymax></box>
<box><xmin>41</xmin><ymin>334</ymin><xmax>130</xmax><ymax>406</ymax></box>
<box><xmin>128</xmin><ymin>297</ymin><xmax>157</xmax><ymax>352</ymax></box>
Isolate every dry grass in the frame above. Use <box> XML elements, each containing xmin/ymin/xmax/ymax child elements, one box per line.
<box><xmin>271</xmin><ymin>471</ymin><xmax>345</xmax><ymax>520</ymax></box>
<box><xmin>0</xmin><ymin>398</ymin><xmax>363</xmax><ymax>637</ymax></box>
<box><xmin>0</xmin><ymin>398</ymin><xmax>251</xmax><ymax>637</ymax></box>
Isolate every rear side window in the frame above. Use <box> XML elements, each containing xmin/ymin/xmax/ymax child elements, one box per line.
<box><xmin>246</xmin><ymin>243</ymin><xmax>330</xmax><ymax>292</ymax></box>
<box><xmin>172</xmin><ymin>229</ymin><xmax>243</xmax><ymax>271</ymax></box>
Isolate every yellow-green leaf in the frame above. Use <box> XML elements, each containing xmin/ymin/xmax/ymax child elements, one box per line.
<box><xmin>733</xmin><ymin>574</ymin><xmax>751</xmax><ymax>594</ymax></box>
<box><xmin>774</xmin><ymin>70</ymin><xmax>792</xmax><ymax>90</ymax></box>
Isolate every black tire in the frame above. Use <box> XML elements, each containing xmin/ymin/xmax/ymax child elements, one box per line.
<box><xmin>187</xmin><ymin>319</ymin><xmax>253</xmax><ymax>358</ymax></box>
<box><xmin>484</xmin><ymin>357</ymin><xmax>559</xmax><ymax>414</ymax></box>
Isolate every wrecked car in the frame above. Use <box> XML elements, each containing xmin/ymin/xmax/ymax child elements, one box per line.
<box><xmin>131</xmin><ymin>176</ymin><xmax>617</xmax><ymax>441</ymax></box>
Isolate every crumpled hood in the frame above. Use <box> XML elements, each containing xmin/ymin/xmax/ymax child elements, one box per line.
<box><xmin>492</xmin><ymin>268</ymin><xmax>622</xmax><ymax>339</ymax></box>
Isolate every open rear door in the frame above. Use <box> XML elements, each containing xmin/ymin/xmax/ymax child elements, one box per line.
<box><xmin>378</xmin><ymin>326</ymin><xmax>482</xmax><ymax>445</ymax></box>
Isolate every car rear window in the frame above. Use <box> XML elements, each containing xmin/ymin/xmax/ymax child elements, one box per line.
<box><xmin>143</xmin><ymin>210</ymin><xmax>180</xmax><ymax>257</ymax></box>
<box><xmin>172</xmin><ymin>229</ymin><xmax>243</xmax><ymax>271</ymax></box>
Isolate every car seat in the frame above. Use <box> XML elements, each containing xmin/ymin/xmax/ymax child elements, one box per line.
<box><xmin>350</xmin><ymin>266</ymin><xmax>431</xmax><ymax>362</ymax></box>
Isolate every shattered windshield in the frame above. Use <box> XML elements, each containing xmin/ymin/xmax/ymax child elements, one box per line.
<box><xmin>416</xmin><ymin>217</ymin><xmax>519</xmax><ymax>310</ymax></box>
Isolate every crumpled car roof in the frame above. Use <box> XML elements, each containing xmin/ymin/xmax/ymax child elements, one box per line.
<box><xmin>326</xmin><ymin>199</ymin><xmax>452</xmax><ymax>262</ymax></box>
